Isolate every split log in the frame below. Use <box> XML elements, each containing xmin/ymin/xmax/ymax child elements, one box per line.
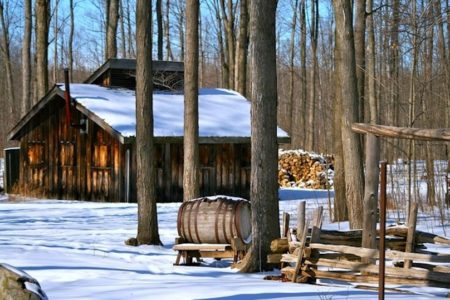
<box><xmin>270</xmin><ymin>238</ymin><xmax>289</xmax><ymax>254</ymax></box>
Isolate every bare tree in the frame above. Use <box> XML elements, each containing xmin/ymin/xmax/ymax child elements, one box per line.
<box><xmin>156</xmin><ymin>0</ymin><xmax>163</xmax><ymax>60</ymax></box>
<box><xmin>68</xmin><ymin>0</ymin><xmax>75</xmax><ymax>80</ymax></box>
<box><xmin>239</xmin><ymin>0</ymin><xmax>279</xmax><ymax>273</ymax></box>
<box><xmin>35</xmin><ymin>0</ymin><xmax>50</xmax><ymax>101</ymax></box>
<box><xmin>235</xmin><ymin>0</ymin><xmax>248</xmax><ymax>96</ymax></box>
<box><xmin>305</xmin><ymin>0</ymin><xmax>318</xmax><ymax>151</ymax></box>
<box><xmin>106</xmin><ymin>0</ymin><xmax>119</xmax><ymax>59</ymax></box>
<box><xmin>135</xmin><ymin>0</ymin><xmax>161</xmax><ymax>245</ymax></box>
<box><xmin>333</xmin><ymin>0</ymin><xmax>364</xmax><ymax>229</ymax></box>
<box><xmin>119</xmin><ymin>0</ymin><xmax>126</xmax><ymax>58</ymax></box>
<box><xmin>22</xmin><ymin>0</ymin><xmax>32</xmax><ymax>116</ymax></box>
<box><xmin>164</xmin><ymin>0</ymin><xmax>174</xmax><ymax>60</ymax></box>
<box><xmin>362</xmin><ymin>0</ymin><xmax>379</xmax><ymax>250</ymax></box>
<box><xmin>183</xmin><ymin>0</ymin><xmax>200</xmax><ymax>202</ymax></box>
<box><xmin>354</xmin><ymin>0</ymin><xmax>366</xmax><ymax>124</ymax></box>
<box><xmin>287</xmin><ymin>0</ymin><xmax>298</xmax><ymax>134</ymax></box>
<box><xmin>52</xmin><ymin>0</ymin><xmax>59</xmax><ymax>84</ymax></box>
<box><xmin>220</xmin><ymin>0</ymin><xmax>236</xmax><ymax>88</ymax></box>
<box><xmin>292</xmin><ymin>0</ymin><xmax>307</xmax><ymax>149</ymax></box>
<box><xmin>0</xmin><ymin>1</ymin><xmax>14</xmax><ymax>117</ymax></box>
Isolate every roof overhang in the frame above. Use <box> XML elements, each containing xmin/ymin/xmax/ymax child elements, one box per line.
<box><xmin>8</xmin><ymin>85</ymin><xmax>127</xmax><ymax>144</ymax></box>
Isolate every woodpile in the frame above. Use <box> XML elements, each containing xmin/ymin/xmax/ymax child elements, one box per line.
<box><xmin>267</xmin><ymin>204</ymin><xmax>450</xmax><ymax>288</ymax></box>
<box><xmin>278</xmin><ymin>150</ymin><xmax>334</xmax><ymax>189</ymax></box>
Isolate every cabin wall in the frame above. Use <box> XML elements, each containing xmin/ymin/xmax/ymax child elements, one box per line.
<box><xmin>17</xmin><ymin>97</ymin><xmax>125</xmax><ymax>202</ymax></box>
<box><xmin>130</xmin><ymin>142</ymin><xmax>251</xmax><ymax>202</ymax></box>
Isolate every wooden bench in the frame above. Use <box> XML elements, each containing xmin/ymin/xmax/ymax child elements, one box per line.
<box><xmin>173</xmin><ymin>237</ymin><xmax>247</xmax><ymax>265</ymax></box>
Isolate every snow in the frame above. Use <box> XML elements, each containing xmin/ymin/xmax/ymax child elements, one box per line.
<box><xmin>0</xmin><ymin>190</ymin><xmax>448</xmax><ymax>299</ymax></box>
<box><xmin>61</xmin><ymin>84</ymin><xmax>289</xmax><ymax>138</ymax></box>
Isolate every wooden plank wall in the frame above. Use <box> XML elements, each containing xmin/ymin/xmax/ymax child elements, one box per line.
<box><xmin>133</xmin><ymin>142</ymin><xmax>251</xmax><ymax>202</ymax></box>
<box><xmin>18</xmin><ymin>97</ymin><xmax>124</xmax><ymax>202</ymax></box>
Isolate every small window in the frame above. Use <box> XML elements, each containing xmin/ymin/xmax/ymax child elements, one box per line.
<box><xmin>27</xmin><ymin>143</ymin><xmax>45</xmax><ymax>166</ymax></box>
<box><xmin>60</xmin><ymin>143</ymin><xmax>75</xmax><ymax>166</ymax></box>
<box><xmin>93</xmin><ymin>144</ymin><xmax>110</xmax><ymax>168</ymax></box>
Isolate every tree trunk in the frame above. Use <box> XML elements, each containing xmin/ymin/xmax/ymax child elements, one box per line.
<box><xmin>292</xmin><ymin>0</ymin><xmax>307</xmax><ymax>149</ymax></box>
<box><xmin>164</xmin><ymin>0</ymin><xmax>174</xmax><ymax>60</ymax></box>
<box><xmin>354</xmin><ymin>0</ymin><xmax>366</xmax><ymax>124</ymax></box>
<box><xmin>135</xmin><ymin>0</ymin><xmax>161</xmax><ymax>245</ymax></box>
<box><xmin>239</xmin><ymin>0</ymin><xmax>279</xmax><ymax>273</ymax></box>
<box><xmin>287</xmin><ymin>0</ymin><xmax>298</xmax><ymax>135</ymax></box>
<box><xmin>333</xmin><ymin>0</ymin><xmax>364</xmax><ymax>229</ymax></box>
<box><xmin>183</xmin><ymin>0</ymin><xmax>200</xmax><ymax>202</ymax></box>
<box><xmin>106</xmin><ymin>0</ymin><xmax>119</xmax><ymax>59</ymax></box>
<box><xmin>119</xmin><ymin>0</ymin><xmax>127</xmax><ymax>58</ymax></box>
<box><xmin>0</xmin><ymin>1</ymin><xmax>14</xmax><ymax>116</ymax></box>
<box><xmin>211</xmin><ymin>0</ymin><xmax>228</xmax><ymax>88</ymax></box>
<box><xmin>305</xmin><ymin>0</ymin><xmax>318</xmax><ymax>152</ymax></box>
<box><xmin>35</xmin><ymin>0</ymin><xmax>49</xmax><ymax>101</ymax></box>
<box><xmin>362</xmin><ymin>0</ymin><xmax>379</xmax><ymax>251</ymax></box>
<box><xmin>22</xmin><ymin>0</ymin><xmax>32</xmax><ymax>116</ymax></box>
<box><xmin>126</xmin><ymin>0</ymin><xmax>135</xmax><ymax>57</ymax></box>
<box><xmin>333</xmin><ymin>36</ymin><xmax>348</xmax><ymax>222</ymax></box>
<box><xmin>156</xmin><ymin>0</ymin><xmax>163</xmax><ymax>60</ymax></box>
<box><xmin>53</xmin><ymin>0</ymin><xmax>59</xmax><ymax>84</ymax></box>
<box><xmin>68</xmin><ymin>0</ymin><xmax>74</xmax><ymax>80</ymax></box>
<box><xmin>220</xmin><ymin>0</ymin><xmax>235</xmax><ymax>89</ymax></box>
<box><xmin>235</xmin><ymin>0</ymin><xmax>248</xmax><ymax>97</ymax></box>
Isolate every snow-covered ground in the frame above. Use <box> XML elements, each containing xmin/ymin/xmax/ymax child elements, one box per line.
<box><xmin>0</xmin><ymin>189</ymin><xmax>448</xmax><ymax>299</ymax></box>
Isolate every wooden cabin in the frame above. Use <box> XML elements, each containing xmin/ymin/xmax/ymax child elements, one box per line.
<box><xmin>7</xmin><ymin>59</ymin><xmax>289</xmax><ymax>202</ymax></box>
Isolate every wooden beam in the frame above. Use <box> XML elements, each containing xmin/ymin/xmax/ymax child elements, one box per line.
<box><xmin>351</xmin><ymin>123</ymin><xmax>450</xmax><ymax>141</ymax></box>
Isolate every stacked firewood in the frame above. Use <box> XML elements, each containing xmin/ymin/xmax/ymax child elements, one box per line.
<box><xmin>278</xmin><ymin>150</ymin><xmax>334</xmax><ymax>189</ymax></box>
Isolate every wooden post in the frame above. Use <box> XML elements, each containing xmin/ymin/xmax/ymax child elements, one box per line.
<box><xmin>292</xmin><ymin>221</ymin><xmax>309</xmax><ymax>282</ymax></box>
<box><xmin>404</xmin><ymin>202</ymin><xmax>418</xmax><ymax>268</ymax></box>
<box><xmin>379</xmin><ymin>161</ymin><xmax>387</xmax><ymax>300</ymax></box>
<box><xmin>311</xmin><ymin>206</ymin><xmax>323</xmax><ymax>243</ymax></box>
<box><xmin>282</xmin><ymin>212</ymin><xmax>290</xmax><ymax>238</ymax></box>
<box><xmin>297</xmin><ymin>201</ymin><xmax>306</xmax><ymax>241</ymax></box>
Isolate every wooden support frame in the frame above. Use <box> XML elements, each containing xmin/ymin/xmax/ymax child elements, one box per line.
<box><xmin>173</xmin><ymin>237</ymin><xmax>247</xmax><ymax>266</ymax></box>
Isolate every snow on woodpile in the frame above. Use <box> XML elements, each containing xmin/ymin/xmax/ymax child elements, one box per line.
<box><xmin>278</xmin><ymin>149</ymin><xmax>334</xmax><ymax>189</ymax></box>
<box><xmin>63</xmin><ymin>84</ymin><xmax>288</xmax><ymax>138</ymax></box>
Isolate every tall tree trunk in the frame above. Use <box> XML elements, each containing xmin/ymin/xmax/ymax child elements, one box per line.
<box><xmin>68</xmin><ymin>0</ymin><xmax>74</xmax><ymax>80</ymax></box>
<box><xmin>119</xmin><ymin>0</ymin><xmax>127</xmax><ymax>58</ymax></box>
<box><xmin>126</xmin><ymin>0</ymin><xmax>134</xmax><ymax>57</ymax></box>
<box><xmin>212</xmin><ymin>0</ymin><xmax>228</xmax><ymax>88</ymax></box>
<box><xmin>362</xmin><ymin>0</ymin><xmax>379</xmax><ymax>251</ymax></box>
<box><xmin>0</xmin><ymin>1</ymin><xmax>14</xmax><ymax>116</ymax></box>
<box><xmin>424</xmin><ymin>2</ymin><xmax>435</xmax><ymax>206</ymax></box>
<box><xmin>156</xmin><ymin>0</ymin><xmax>163</xmax><ymax>60</ymax></box>
<box><xmin>183</xmin><ymin>0</ymin><xmax>200</xmax><ymax>201</ymax></box>
<box><xmin>306</xmin><ymin>0</ymin><xmax>318</xmax><ymax>151</ymax></box>
<box><xmin>239</xmin><ymin>0</ymin><xmax>279</xmax><ymax>273</ymax></box>
<box><xmin>292</xmin><ymin>0</ymin><xmax>307</xmax><ymax>148</ymax></box>
<box><xmin>106</xmin><ymin>0</ymin><xmax>119</xmax><ymax>59</ymax></box>
<box><xmin>53</xmin><ymin>0</ymin><xmax>59</xmax><ymax>84</ymax></box>
<box><xmin>22</xmin><ymin>0</ymin><xmax>32</xmax><ymax>116</ymax></box>
<box><xmin>35</xmin><ymin>0</ymin><xmax>49</xmax><ymax>101</ymax></box>
<box><xmin>333</xmin><ymin>38</ymin><xmax>348</xmax><ymax>222</ymax></box>
<box><xmin>388</xmin><ymin>0</ymin><xmax>400</xmax><ymax>161</ymax></box>
<box><xmin>354</xmin><ymin>0</ymin><xmax>366</xmax><ymax>124</ymax></box>
<box><xmin>235</xmin><ymin>0</ymin><xmax>248</xmax><ymax>96</ymax></box>
<box><xmin>287</xmin><ymin>0</ymin><xmax>299</xmax><ymax>135</ymax></box>
<box><xmin>333</xmin><ymin>0</ymin><xmax>365</xmax><ymax>229</ymax></box>
<box><xmin>407</xmin><ymin>0</ymin><xmax>418</xmax><ymax>217</ymax></box>
<box><xmin>164</xmin><ymin>0</ymin><xmax>174</xmax><ymax>60</ymax></box>
<box><xmin>220</xmin><ymin>0</ymin><xmax>235</xmax><ymax>89</ymax></box>
<box><xmin>135</xmin><ymin>0</ymin><xmax>161</xmax><ymax>245</ymax></box>
<box><xmin>177</xmin><ymin>0</ymin><xmax>185</xmax><ymax>60</ymax></box>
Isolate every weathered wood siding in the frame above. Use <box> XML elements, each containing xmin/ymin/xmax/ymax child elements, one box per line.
<box><xmin>18</xmin><ymin>97</ymin><xmax>124</xmax><ymax>202</ymax></box>
<box><xmin>128</xmin><ymin>142</ymin><xmax>251</xmax><ymax>202</ymax></box>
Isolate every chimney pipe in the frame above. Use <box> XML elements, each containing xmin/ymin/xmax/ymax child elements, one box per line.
<box><xmin>64</xmin><ymin>68</ymin><xmax>72</xmax><ymax>127</ymax></box>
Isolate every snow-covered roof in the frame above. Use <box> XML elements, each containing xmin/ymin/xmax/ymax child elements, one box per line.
<box><xmin>62</xmin><ymin>84</ymin><xmax>289</xmax><ymax>139</ymax></box>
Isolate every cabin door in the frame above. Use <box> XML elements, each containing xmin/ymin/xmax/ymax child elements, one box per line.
<box><xmin>58</xmin><ymin>141</ymin><xmax>77</xmax><ymax>199</ymax></box>
<box><xmin>90</xmin><ymin>144</ymin><xmax>112</xmax><ymax>201</ymax></box>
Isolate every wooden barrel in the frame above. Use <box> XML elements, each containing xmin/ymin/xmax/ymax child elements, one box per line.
<box><xmin>177</xmin><ymin>196</ymin><xmax>251</xmax><ymax>244</ymax></box>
